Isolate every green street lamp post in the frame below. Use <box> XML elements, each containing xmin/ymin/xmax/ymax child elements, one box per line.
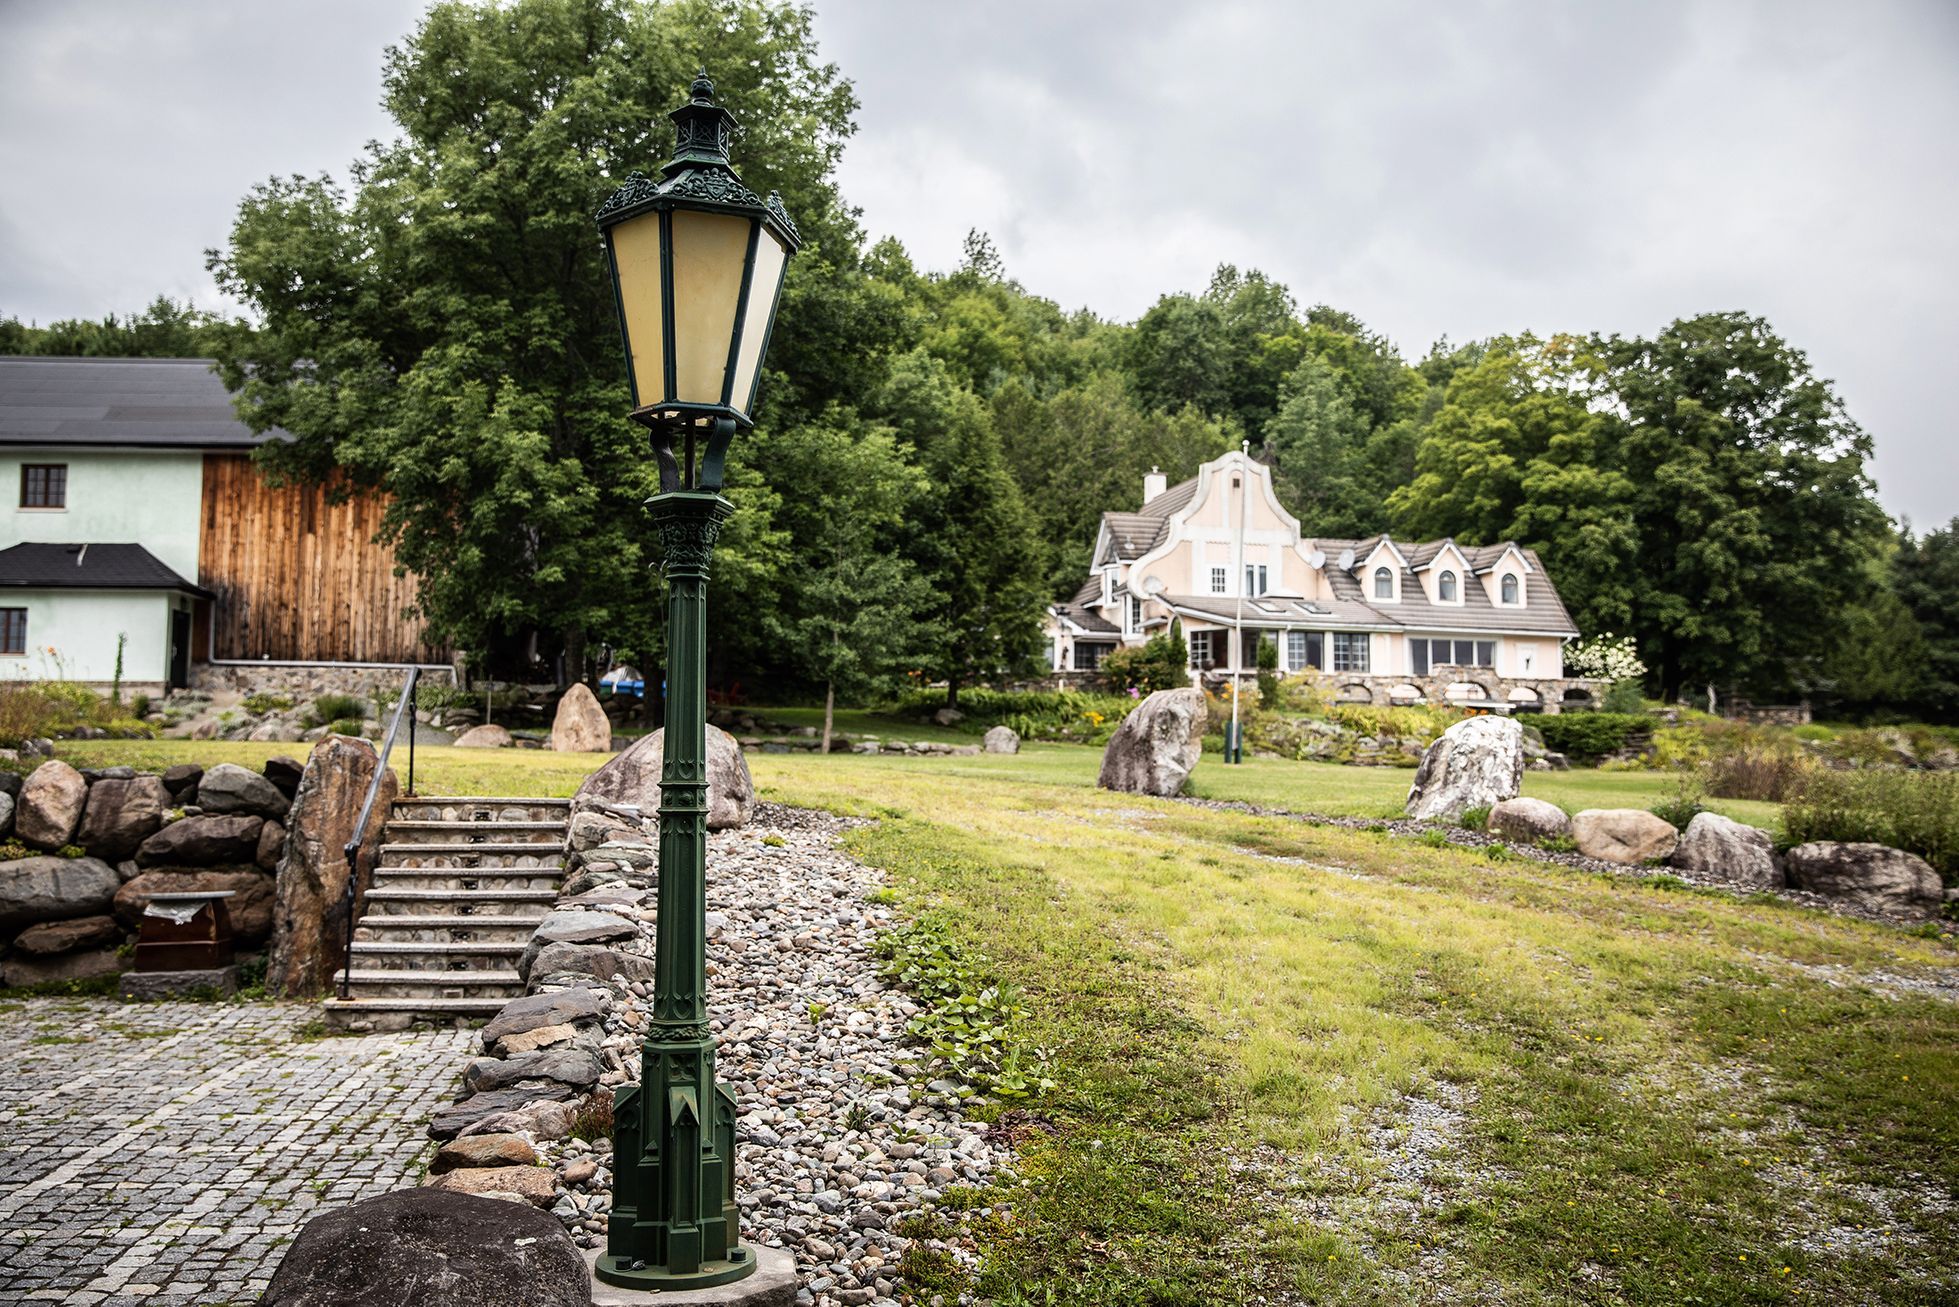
<box><xmin>593</xmin><ymin>69</ymin><xmax>798</xmax><ymax>1291</ymax></box>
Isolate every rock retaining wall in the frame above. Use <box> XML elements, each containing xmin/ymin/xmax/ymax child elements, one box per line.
<box><xmin>0</xmin><ymin>756</ymin><xmax>300</xmax><ymax>988</ymax></box>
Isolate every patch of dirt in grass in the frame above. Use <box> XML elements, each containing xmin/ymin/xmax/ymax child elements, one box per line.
<box><xmin>1761</xmin><ymin>954</ymin><xmax>1959</xmax><ymax>1006</ymax></box>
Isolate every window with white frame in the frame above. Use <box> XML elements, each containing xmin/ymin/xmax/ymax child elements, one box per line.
<box><xmin>1127</xmin><ymin>595</ymin><xmax>1142</xmax><ymax>631</ymax></box>
<box><xmin>1188</xmin><ymin>629</ymin><xmax>1222</xmax><ymax>668</ymax></box>
<box><xmin>1074</xmin><ymin>641</ymin><xmax>1114</xmax><ymax>671</ymax></box>
<box><xmin>1332</xmin><ymin>632</ymin><xmax>1370</xmax><ymax>672</ymax></box>
<box><xmin>1286</xmin><ymin>630</ymin><xmax>1322</xmax><ymax>671</ymax></box>
<box><xmin>1374</xmin><ymin>566</ymin><xmax>1393</xmax><ymax>599</ymax></box>
<box><xmin>1411</xmin><ymin>638</ymin><xmax>1495</xmax><ymax>675</ymax></box>
<box><xmin>1438</xmin><ymin>570</ymin><xmax>1458</xmax><ymax>602</ymax></box>
<box><xmin>1244</xmin><ymin>564</ymin><xmax>1269</xmax><ymax>596</ymax></box>
<box><xmin>1209</xmin><ymin>566</ymin><xmax>1227</xmax><ymax>594</ymax></box>
<box><xmin>1500</xmin><ymin>573</ymin><xmax>1520</xmax><ymax>604</ymax></box>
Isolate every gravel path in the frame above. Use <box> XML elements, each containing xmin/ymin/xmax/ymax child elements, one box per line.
<box><xmin>0</xmin><ymin>999</ymin><xmax>469</xmax><ymax>1306</ymax></box>
<box><xmin>537</xmin><ymin>803</ymin><xmax>1012</xmax><ymax>1307</ymax></box>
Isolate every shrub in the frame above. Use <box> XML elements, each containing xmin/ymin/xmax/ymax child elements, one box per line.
<box><xmin>1703</xmin><ymin>747</ymin><xmax>1817</xmax><ymax>802</ymax></box>
<box><xmin>1458</xmin><ymin>806</ymin><xmax>1490</xmax><ymax>831</ymax></box>
<box><xmin>1600</xmin><ymin>679</ymin><xmax>1647</xmax><ymax>714</ymax></box>
<box><xmin>886</xmin><ymin>687</ymin><xmax>1137</xmax><ymax>744</ymax></box>
<box><xmin>242</xmin><ymin>692</ymin><xmax>294</xmax><ymax>715</ymax></box>
<box><xmin>325</xmin><ymin>716</ymin><xmax>366</xmax><ymax>737</ymax></box>
<box><xmin>1533</xmin><ymin>712</ymin><xmax>1650</xmax><ymax>763</ymax></box>
<box><xmin>1649</xmin><ymin>772</ymin><xmax>1708</xmax><ymax>830</ymax></box>
<box><xmin>1782</xmin><ymin>770</ymin><xmax>1959</xmax><ymax>883</ymax></box>
<box><xmin>1101</xmin><ymin>632</ymin><xmax>1189</xmax><ymax>695</ymax></box>
<box><xmin>0</xmin><ymin>680</ymin><xmax>158</xmax><ymax>745</ymax></box>
<box><xmin>311</xmin><ymin>692</ymin><xmax>369</xmax><ymax>725</ymax></box>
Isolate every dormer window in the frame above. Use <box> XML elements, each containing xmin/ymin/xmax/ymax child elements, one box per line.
<box><xmin>1373</xmin><ymin>566</ymin><xmax>1393</xmax><ymax>599</ymax></box>
<box><xmin>1501</xmin><ymin>573</ymin><xmax>1520</xmax><ymax>604</ymax></box>
<box><xmin>1438</xmin><ymin>570</ymin><xmax>1458</xmax><ymax>602</ymax></box>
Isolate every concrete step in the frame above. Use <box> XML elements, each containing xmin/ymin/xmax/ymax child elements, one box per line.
<box><xmin>347</xmin><ymin>939</ymin><xmax>527</xmax><ymax>972</ymax></box>
<box><xmin>377</xmin><ymin>843</ymin><xmax>568</xmax><ymax>870</ymax></box>
<box><xmin>370</xmin><ymin>866</ymin><xmax>563</xmax><ymax>892</ymax></box>
<box><xmin>383</xmin><ymin>820</ymin><xmax>568</xmax><ymax>846</ymax></box>
<box><xmin>363</xmin><ymin>888</ymin><xmax>559</xmax><ymax>917</ymax></box>
<box><xmin>391</xmin><ymin>797</ymin><xmax>573</xmax><ymax>825</ymax></box>
<box><xmin>335</xmin><ymin>968</ymin><xmax>524</xmax><ymax>999</ymax></box>
<box><xmin>321</xmin><ymin>995</ymin><xmax>509</xmax><ymax>1028</ymax></box>
<box><xmin>353</xmin><ymin>914</ymin><xmax>545</xmax><ymax>944</ymax></box>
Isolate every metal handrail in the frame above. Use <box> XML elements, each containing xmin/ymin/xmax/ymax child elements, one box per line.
<box><xmin>337</xmin><ymin>666</ymin><xmax>420</xmax><ymax>1000</ymax></box>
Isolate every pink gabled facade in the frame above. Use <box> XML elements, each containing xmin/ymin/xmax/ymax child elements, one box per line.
<box><xmin>1045</xmin><ymin>450</ymin><xmax>1597</xmax><ymax>711</ymax></box>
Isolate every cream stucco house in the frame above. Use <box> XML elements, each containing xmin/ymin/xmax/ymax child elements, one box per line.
<box><xmin>1046</xmin><ymin>450</ymin><xmax>1596</xmax><ymax>711</ymax></box>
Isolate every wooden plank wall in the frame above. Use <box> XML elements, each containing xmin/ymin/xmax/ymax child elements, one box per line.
<box><xmin>198</xmin><ymin>455</ymin><xmax>444</xmax><ymax>663</ymax></box>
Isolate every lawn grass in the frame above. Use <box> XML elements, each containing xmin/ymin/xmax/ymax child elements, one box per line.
<box><xmin>742</xmin><ymin>704</ymin><xmax>976</xmax><ymax>745</ymax></box>
<box><xmin>752</xmin><ymin>756</ymin><xmax>1959</xmax><ymax>1304</ymax></box>
<box><xmin>53</xmin><ymin>736</ymin><xmax>1957</xmax><ymax>1299</ymax></box>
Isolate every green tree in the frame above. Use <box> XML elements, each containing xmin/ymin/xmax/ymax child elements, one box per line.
<box><xmin>206</xmin><ymin>0</ymin><xmax>857</xmax><ymax>679</ymax></box>
<box><xmin>879</xmin><ymin>350</ymin><xmax>1046</xmax><ymax>704</ymax></box>
<box><xmin>1600</xmin><ymin>312</ymin><xmax>1890</xmax><ymax>701</ymax></box>
<box><xmin>4</xmin><ymin>297</ymin><xmax>230</xmax><ymax>357</ymax></box>
<box><xmin>1388</xmin><ymin>337</ymin><xmax>1639</xmax><ymax>637</ymax></box>
<box><xmin>757</xmin><ymin>409</ymin><xmax>933</xmax><ymax>750</ymax></box>
<box><xmin>1896</xmin><ymin>519</ymin><xmax>1959</xmax><ymax>722</ymax></box>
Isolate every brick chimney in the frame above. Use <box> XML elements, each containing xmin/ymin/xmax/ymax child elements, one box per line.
<box><xmin>1143</xmin><ymin>467</ymin><xmax>1167</xmax><ymax>505</ymax></box>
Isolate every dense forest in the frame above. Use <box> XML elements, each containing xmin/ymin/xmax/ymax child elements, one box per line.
<box><xmin>5</xmin><ymin>0</ymin><xmax>1954</xmax><ymax>723</ymax></box>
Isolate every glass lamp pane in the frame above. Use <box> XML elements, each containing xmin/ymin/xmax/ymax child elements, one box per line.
<box><xmin>668</xmin><ymin>209</ymin><xmax>752</xmax><ymax>405</ymax></box>
<box><xmin>728</xmin><ymin>229</ymin><xmax>789</xmax><ymax>414</ymax></box>
<box><xmin>608</xmin><ymin>212</ymin><xmax>667</xmax><ymax>408</ymax></box>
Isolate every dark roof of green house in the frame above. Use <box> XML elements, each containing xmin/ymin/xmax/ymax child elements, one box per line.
<box><xmin>0</xmin><ymin>542</ymin><xmax>212</xmax><ymax>597</ymax></box>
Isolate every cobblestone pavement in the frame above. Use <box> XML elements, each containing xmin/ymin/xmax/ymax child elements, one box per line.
<box><xmin>0</xmin><ymin>997</ymin><xmax>471</xmax><ymax>1306</ymax></box>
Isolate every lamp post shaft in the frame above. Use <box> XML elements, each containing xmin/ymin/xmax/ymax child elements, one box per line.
<box><xmin>597</xmin><ymin>488</ymin><xmax>754</xmax><ymax>1290</ymax></box>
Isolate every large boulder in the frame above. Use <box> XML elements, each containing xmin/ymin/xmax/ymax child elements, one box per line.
<box><xmin>76</xmin><ymin>775</ymin><xmax>170</xmax><ymax>861</ymax></box>
<box><xmin>266</xmin><ymin>737</ymin><xmax>397</xmax><ymax>996</ymax></box>
<box><xmin>258</xmin><ymin>1187</ymin><xmax>591</xmax><ymax>1307</ymax></box>
<box><xmin>1784</xmin><ymin>842</ymin><xmax>1944</xmax><ymax>919</ymax></box>
<box><xmin>1670</xmin><ymin>812</ymin><xmax>1782</xmax><ymax>890</ymax></box>
<box><xmin>1487</xmin><ymin>796</ymin><xmax>1570</xmax><ymax>843</ymax></box>
<box><xmin>10</xmin><ymin>913</ymin><xmax>120</xmax><ymax>956</ymax></box>
<box><xmin>430</xmin><ymin>1133</ymin><xmax>538</xmax><ymax>1174</ymax></box>
<box><xmin>160</xmin><ymin>764</ymin><xmax>203</xmax><ymax>800</ymax></box>
<box><xmin>263</xmin><ymin>755</ymin><xmax>306</xmax><ymax>797</ymax></box>
<box><xmin>114</xmin><ymin>868</ymin><xmax>274</xmax><ymax>945</ymax></box>
<box><xmin>575</xmin><ymin>725</ymin><xmax>755</xmax><ymax>829</ymax></box>
<box><xmin>549</xmin><ymin>683</ymin><xmax>612</xmax><ymax>753</ymax></box>
<box><xmin>0</xmin><ymin>855</ymin><xmax>121</xmax><ymax>931</ymax></box>
<box><xmin>1405</xmin><ymin>716</ymin><xmax>1524</xmax><ymax>821</ymax></box>
<box><xmin>1571</xmin><ymin>809</ymin><xmax>1679</xmax><ymax>864</ymax></box>
<box><xmin>16</xmin><ymin>760</ymin><xmax>89</xmax><ymax>849</ymax></box>
<box><xmin>1097</xmin><ymin>688</ymin><xmax>1205</xmax><ymax>797</ymax></box>
<box><xmin>523</xmin><ymin>940</ymin><xmax>655</xmax><ymax>987</ymax></box>
<box><xmin>1</xmin><ymin>945</ymin><xmax>123</xmax><ymax>988</ymax></box>
<box><xmin>196</xmin><ymin>763</ymin><xmax>291</xmax><ymax>819</ymax></box>
<box><xmin>136</xmin><ymin>814</ymin><xmax>264</xmax><ymax>866</ymax></box>
<box><xmin>429</xmin><ymin>1084</ymin><xmax>579</xmax><ymax>1140</ymax></box>
<box><xmin>983</xmin><ymin>725</ymin><xmax>1021</xmax><ymax>755</ymax></box>
<box><xmin>455</xmin><ymin>723</ymin><xmax>514</xmax><ymax>749</ymax></box>
<box><xmin>0</xmin><ymin>790</ymin><xmax>15</xmax><ymax>838</ymax></box>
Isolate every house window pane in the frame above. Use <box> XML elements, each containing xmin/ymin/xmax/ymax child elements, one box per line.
<box><xmin>1333</xmin><ymin>632</ymin><xmax>1370</xmax><ymax>672</ymax></box>
<box><xmin>1501</xmin><ymin>574</ymin><xmax>1519</xmax><ymax>603</ymax></box>
<box><xmin>1245</xmin><ymin>564</ymin><xmax>1268</xmax><ymax>596</ymax></box>
<box><xmin>1413</xmin><ymin>639</ymin><xmax>1430</xmax><ymax>676</ymax></box>
<box><xmin>1438</xmin><ymin>570</ymin><xmax>1457</xmax><ymax>601</ymax></box>
<box><xmin>1128</xmin><ymin>596</ymin><xmax>1142</xmax><ymax>630</ymax></box>
<box><xmin>1307</xmin><ymin>632</ymin><xmax>1323</xmax><ymax>669</ymax></box>
<box><xmin>1477</xmin><ymin>641</ymin><xmax>1495</xmax><ymax>667</ymax></box>
<box><xmin>0</xmin><ymin>608</ymin><xmax>24</xmax><ymax>655</ymax></box>
<box><xmin>1454</xmin><ymin>640</ymin><xmax>1475</xmax><ymax>667</ymax></box>
<box><xmin>1076</xmin><ymin>642</ymin><xmax>1113</xmax><ymax>671</ymax></box>
<box><xmin>1286</xmin><ymin>630</ymin><xmax>1307</xmax><ymax>669</ymax></box>
<box><xmin>1374</xmin><ymin>566</ymin><xmax>1393</xmax><ymax>599</ymax></box>
<box><xmin>20</xmin><ymin>464</ymin><xmax>66</xmax><ymax>509</ymax></box>
<box><xmin>1209</xmin><ymin>567</ymin><xmax>1227</xmax><ymax>594</ymax></box>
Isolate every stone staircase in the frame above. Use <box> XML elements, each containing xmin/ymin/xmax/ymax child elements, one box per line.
<box><xmin>322</xmin><ymin>797</ymin><xmax>570</xmax><ymax>1027</ymax></box>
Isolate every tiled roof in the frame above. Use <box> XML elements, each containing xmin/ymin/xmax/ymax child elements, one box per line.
<box><xmin>0</xmin><ymin>542</ymin><xmax>211</xmax><ymax>596</ymax></box>
<box><xmin>0</xmin><ymin>356</ymin><xmax>279</xmax><ymax>449</ymax></box>
<box><xmin>1100</xmin><ymin>512</ymin><xmax>1167</xmax><ymax>560</ymax></box>
<box><xmin>1313</xmin><ymin>538</ymin><xmax>1577</xmax><ymax>636</ymax></box>
<box><xmin>1053</xmin><ymin>602</ymin><xmax>1119</xmax><ymax>635</ymax></box>
<box><xmin>1137</xmin><ymin>475</ymin><xmax>1199</xmax><ymax>519</ymax></box>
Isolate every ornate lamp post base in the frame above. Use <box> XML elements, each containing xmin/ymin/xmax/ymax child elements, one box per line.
<box><xmin>594</xmin><ymin>1250</ymin><xmax>756</xmax><ymax>1293</ymax></box>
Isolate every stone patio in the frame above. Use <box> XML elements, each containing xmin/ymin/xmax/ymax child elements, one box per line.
<box><xmin>0</xmin><ymin>997</ymin><xmax>470</xmax><ymax>1305</ymax></box>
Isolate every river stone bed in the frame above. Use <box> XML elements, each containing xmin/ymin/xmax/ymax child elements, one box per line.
<box><xmin>539</xmin><ymin>804</ymin><xmax>1010</xmax><ymax>1307</ymax></box>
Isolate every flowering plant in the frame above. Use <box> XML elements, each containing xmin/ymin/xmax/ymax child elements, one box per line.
<box><xmin>1565</xmin><ymin>633</ymin><xmax>1646</xmax><ymax>683</ymax></box>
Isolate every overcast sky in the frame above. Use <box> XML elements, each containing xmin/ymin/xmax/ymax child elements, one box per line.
<box><xmin>2</xmin><ymin>0</ymin><xmax>1954</xmax><ymax>526</ymax></box>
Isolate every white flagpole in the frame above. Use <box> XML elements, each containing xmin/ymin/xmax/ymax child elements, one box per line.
<box><xmin>1230</xmin><ymin>441</ymin><xmax>1248</xmax><ymax>763</ymax></box>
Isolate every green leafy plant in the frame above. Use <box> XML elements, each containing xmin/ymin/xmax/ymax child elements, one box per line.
<box><xmin>1532</xmin><ymin>712</ymin><xmax>1651</xmax><ymax>764</ymax></box>
<box><xmin>311</xmin><ymin>692</ymin><xmax>369</xmax><ymax>725</ymax></box>
<box><xmin>1537</xmin><ymin>835</ymin><xmax>1579</xmax><ymax>854</ymax></box>
<box><xmin>242</xmin><ymin>692</ymin><xmax>294</xmax><ymax>715</ymax></box>
<box><xmin>1649</xmin><ymin>771</ymin><xmax>1708</xmax><ymax>831</ymax></box>
<box><xmin>1458</xmin><ymin>805</ymin><xmax>1491</xmax><ymax>831</ymax></box>
<box><xmin>874</xmin><ymin>916</ymin><xmax>1054</xmax><ymax>1101</ymax></box>
<box><xmin>569</xmin><ymin>1091</ymin><xmax>614</xmax><ymax>1143</ymax></box>
<box><xmin>325</xmin><ymin>717</ymin><xmax>366</xmax><ymax>737</ymax></box>
<box><xmin>1418</xmin><ymin>828</ymin><xmax>1453</xmax><ymax>848</ymax></box>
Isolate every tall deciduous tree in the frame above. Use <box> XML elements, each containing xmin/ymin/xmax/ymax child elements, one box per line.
<box><xmin>1895</xmin><ymin>519</ymin><xmax>1959</xmax><ymax>722</ymax></box>
<box><xmin>207</xmin><ymin>0</ymin><xmax>857</xmax><ymax>678</ymax></box>
<box><xmin>1600</xmin><ymin>312</ymin><xmax>1889</xmax><ymax>701</ymax></box>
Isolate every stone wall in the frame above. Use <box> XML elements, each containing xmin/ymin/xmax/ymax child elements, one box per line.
<box><xmin>190</xmin><ymin>662</ymin><xmax>462</xmax><ymax>702</ymax></box>
<box><xmin>0</xmin><ymin>757</ymin><xmax>299</xmax><ymax>988</ymax></box>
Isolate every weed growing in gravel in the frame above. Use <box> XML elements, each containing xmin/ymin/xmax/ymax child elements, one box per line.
<box><xmin>1418</xmin><ymin>828</ymin><xmax>1453</xmax><ymax>849</ymax></box>
<box><xmin>1458</xmin><ymin>806</ymin><xmax>1491</xmax><ymax>831</ymax></box>
<box><xmin>874</xmin><ymin>918</ymin><xmax>1054</xmax><ymax>1101</ymax></box>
